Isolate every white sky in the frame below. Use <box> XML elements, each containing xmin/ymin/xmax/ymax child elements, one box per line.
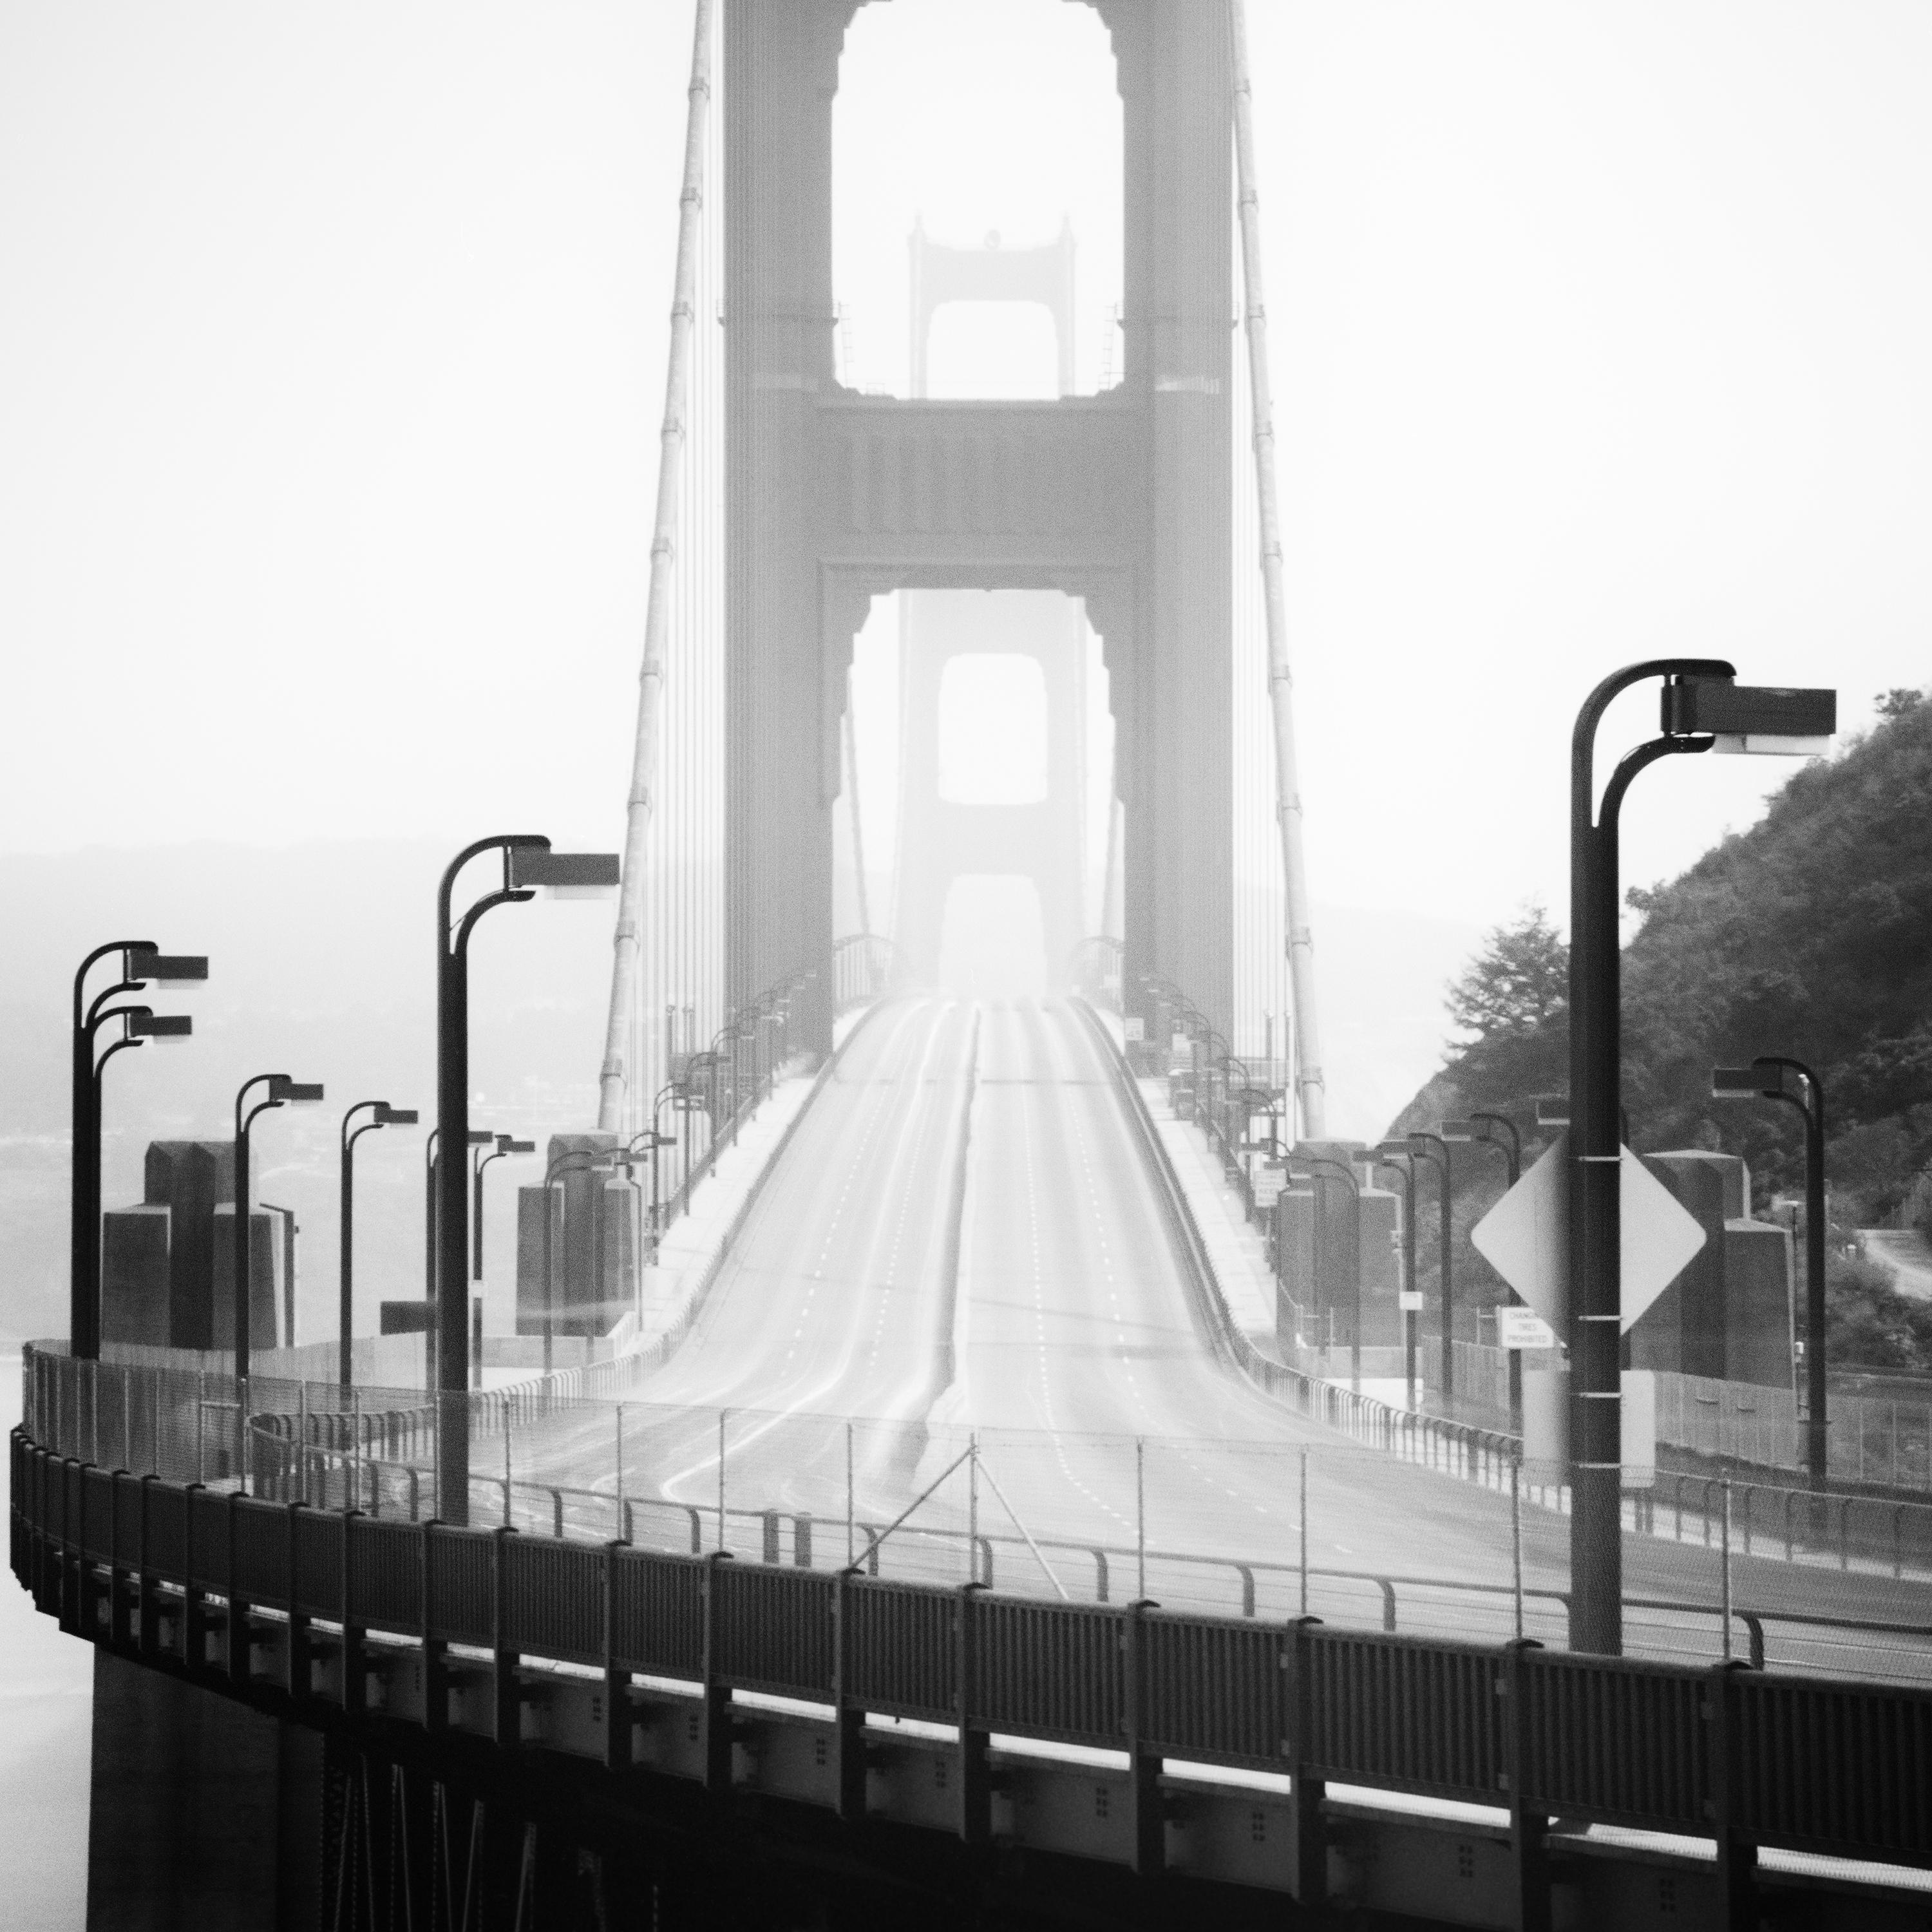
<box><xmin>2</xmin><ymin>0</ymin><xmax>1929</xmax><ymax>935</ymax></box>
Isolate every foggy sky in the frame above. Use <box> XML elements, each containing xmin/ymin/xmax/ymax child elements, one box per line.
<box><xmin>2</xmin><ymin>0</ymin><xmax>1928</xmax><ymax>943</ymax></box>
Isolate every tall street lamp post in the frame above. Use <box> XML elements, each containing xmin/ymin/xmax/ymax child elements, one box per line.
<box><xmin>425</xmin><ymin>1128</ymin><xmax>493</xmax><ymax>1292</ymax></box>
<box><xmin>339</xmin><ymin>1101</ymin><xmax>417</xmax><ymax>1395</ymax></box>
<box><xmin>648</xmin><ymin>1082</ymin><xmax>686</xmax><ymax>1227</ymax></box>
<box><xmin>1568</xmin><ymin>663</ymin><xmax>1833</xmax><ymax>1655</ymax></box>
<box><xmin>1370</xmin><ymin>1144</ymin><xmax>1419</xmax><ymax>1410</ymax></box>
<box><xmin>1714</xmin><ymin>1058</ymin><xmax>1828</xmax><ymax>1486</ymax></box>
<box><xmin>436</xmin><ymin>837</ymin><xmax>618</xmax><ymax>1522</ymax></box>
<box><xmin>471</xmin><ymin>1133</ymin><xmax>535</xmax><ymax>1392</ymax></box>
<box><xmin>1408</xmin><ymin>1132</ymin><xmax>1455</xmax><ymax>1405</ymax></box>
<box><xmin>474</xmin><ymin>1134</ymin><xmax>536</xmax><ymax>1282</ymax></box>
<box><xmin>1443</xmin><ymin>1113</ymin><xmax>1524</xmax><ymax>1433</ymax></box>
<box><xmin>70</xmin><ymin>942</ymin><xmax>207</xmax><ymax>1358</ymax></box>
<box><xmin>234</xmin><ymin>1074</ymin><xmax>325</xmax><ymax>1385</ymax></box>
<box><xmin>540</xmin><ymin>1148</ymin><xmax>632</xmax><ymax>1372</ymax></box>
<box><xmin>87</xmin><ymin>1005</ymin><xmax>194</xmax><ymax>1365</ymax></box>
<box><xmin>1289</xmin><ymin>1155</ymin><xmax>1361</xmax><ymax>1392</ymax></box>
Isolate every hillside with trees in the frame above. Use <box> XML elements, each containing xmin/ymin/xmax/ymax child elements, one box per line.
<box><xmin>1392</xmin><ymin>688</ymin><xmax>1932</xmax><ymax>1366</ymax></box>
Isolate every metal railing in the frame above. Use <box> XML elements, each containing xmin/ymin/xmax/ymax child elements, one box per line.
<box><xmin>14</xmin><ymin>1424</ymin><xmax>1932</xmax><ymax>1884</ymax></box>
<box><xmin>33</xmin><ymin>1346</ymin><xmax>1932</xmax><ymax>1685</ymax></box>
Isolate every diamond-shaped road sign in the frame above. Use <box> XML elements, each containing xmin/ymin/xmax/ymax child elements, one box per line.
<box><xmin>1469</xmin><ymin>1131</ymin><xmax>1706</xmax><ymax>1333</ymax></box>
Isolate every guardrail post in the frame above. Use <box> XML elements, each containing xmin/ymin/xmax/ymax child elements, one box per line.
<box><xmin>421</xmin><ymin>1520</ymin><xmax>448</xmax><ymax>1736</ymax></box>
<box><xmin>341</xmin><ymin>1508</ymin><xmax>366</xmax><ymax>1721</ymax></box>
<box><xmin>1707</xmin><ymin>1660</ymin><xmax>1757</xmax><ymax>1931</ymax></box>
<box><xmin>833</xmin><ymin>1567</ymin><xmax>867</xmax><ymax>1823</ymax></box>
<box><xmin>136</xmin><ymin>1472</ymin><xmax>160</xmax><ymax>1659</ymax></box>
<box><xmin>106</xmin><ymin>1468</ymin><xmax>130</xmax><ymax>1650</ymax></box>
<box><xmin>1502</xmin><ymin>1640</ymin><xmax>1551</xmax><ymax>1932</ymax></box>
<box><xmin>700</xmin><ymin>1549</ymin><xmax>735</xmax><ymax>1795</ymax></box>
<box><xmin>285</xmin><ymin>1499</ymin><xmax>310</xmax><ymax>1702</ymax></box>
<box><xmin>51</xmin><ymin>1456</ymin><xmax>71</xmax><ymax>1631</ymax></box>
<box><xmin>1285</xmin><ymin>1616</ymin><xmax>1327</xmax><ymax>1909</ymax></box>
<box><xmin>181</xmin><ymin>1481</ymin><xmax>207</xmax><ymax>1676</ymax></box>
<box><xmin>603</xmin><ymin>1540</ymin><xmax>630</xmax><ymax>1774</ymax></box>
<box><xmin>1125</xmin><ymin>1600</ymin><xmax>1165</xmax><ymax>1877</ymax></box>
<box><xmin>956</xmin><ymin>1581</ymin><xmax>991</xmax><ymax>1846</ymax></box>
<box><xmin>492</xmin><ymin>1526</ymin><xmax>523</xmax><ymax>1746</ymax></box>
<box><xmin>225</xmin><ymin>1488</ymin><xmax>250</xmax><ymax>1686</ymax></box>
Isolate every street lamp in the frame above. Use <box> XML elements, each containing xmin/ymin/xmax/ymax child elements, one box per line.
<box><xmin>1443</xmin><ymin>1113</ymin><xmax>1520</xmax><ymax>1187</ymax></box>
<box><xmin>1287</xmin><ymin>1154</ymin><xmax>1361</xmax><ymax>1392</ymax></box>
<box><xmin>69</xmin><ymin>942</ymin><xmax>206</xmax><ymax>1358</ymax></box>
<box><xmin>540</xmin><ymin>1147</ymin><xmax>634</xmax><ymax>1373</ymax></box>
<box><xmin>425</xmin><ymin>1125</ymin><xmax>493</xmax><ymax>1386</ymax></box>
<box><xmin>1568</xmin><ymin>663</ymin><xmax>1833</xmax><ymax>1655</ymax></box>
<box><xmin>1408</xmin><ymin>1131</ymin><xmax>1455</xmax><ymax>1405</ymax></box>
<box><xmin>1442</xmin><ymin>1113</ymin><xmax>1524</xmax><ymax>1433</ymax></box>
<box><xmin>234</xmin><ymin>1074</ymin><xmax>325</xmax><ymax>1385</ymax></box>
<box><xmin>1714</xmin><ymin>1058</ymin><xmax>1828</xmax><ymax>1487</ymax></box>
<box><xmin>647</xmin><ymin>1081</ymin><xmax>687</xmax><ymax>1227</ymax></box>
<box><xmin>1369</xmin><ymin>1143</ymin><xmax>1419</xmax><ymax>1410</ymax></box>
<box><xmin>470</xmin><ymin>1134</ymin><xmax>536</xmax><ymax>1392</ymax></box>
<box><xmin>474</xmin><ymin>1134</ymin><xmax>537</xmax><ymax>1282</ymax></box>
<box><xmin>435</xmin><ymin>835</ymin><xmax>620</xmax><ymax>1522</ymax></box>
<box><xmin>339</xmin><ymin>1101</ymin><xmax>417</xmax><ymax>1394</ymax></box>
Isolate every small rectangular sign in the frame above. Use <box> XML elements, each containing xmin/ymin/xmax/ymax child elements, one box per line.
<box><xmin>1171</xmin><ymin>1032</ymin><xmax>1191</xmax><ymax>1057</ymax></box>
<box><xmin>1397</xmin><ymin>1291</ymin><xmax>1423</xmax><ymax>1313</ymax></box>
<box><xmin>1497</xmin><ymin>1307</ymin><xmax>1557</xmax><ymax>1351</ymax></box>
<box><xmin>1124</xmin><ymin>1016</ymin><xmax>1144</xmax><ymax>1043</ymax></box>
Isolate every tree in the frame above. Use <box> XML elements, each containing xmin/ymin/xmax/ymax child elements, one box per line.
<box><xmin>1446</xmin><ymin>904</ymin><xmax>1568</xmax><ymax>1042</ymax></box>
<box><xmin>1877</xmin><ymin>688</ymin><xmax>1924</xmax><ymax>720</ymax></box>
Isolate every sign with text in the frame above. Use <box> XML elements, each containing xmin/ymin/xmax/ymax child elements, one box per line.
<box><xmin>1496</xmin><ymin>1306</ymin><xmax>1557</xmax><ymax>1351</ymax></box>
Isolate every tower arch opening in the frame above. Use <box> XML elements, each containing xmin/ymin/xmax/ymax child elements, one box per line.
<box><xmin>833</xmin><ymin>0</ymin><xmax>1123</xmax><ymax>399</ymax></box>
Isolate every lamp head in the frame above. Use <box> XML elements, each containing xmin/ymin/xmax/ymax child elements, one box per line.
<box><xmin>468</xmin><ymin>1130</ymin><xmax>493</xmax><ymax>1146</ymax></box>
<box><xmin>506</xmin><ymin>846</ymin><xmax>621</xmax><ymax>900</ymax></box>
<box><xmin>1374</xmin><ymin>1140</ymin><xmax>1410</xmax><ymax>1160</ymax></box>
<box><xmin>128</xmin><ymin>1012</ymin><xmax>191</xmax><ymax>1043</ymax></box>
<box><xmin>1533</xmin><ymin>1095</ymin><xmax>1570</xmax><ymax>1127</ymax></box>
<box><xmin>1438</xmin><ymin>1118</ymin><xmax>1480</xmax><ymax>1142</ymax></box>
<box><xmin>128</xmin><ymin>949</ymin><xmax>209</xmax><ymax>985</ymax></box>
<box><xmin>1663</xmin><ymin>676</ymin><xmax>1835</xmax><ymax>756</ymax></box>
<box><xmin>268</xmin><ymin>1077</ymin><xmax>325</xmax><ymax>1103</ymax></box>
<box><xmin>499</xmin><ymin>1137</ymin><xmax>536</xmax><ymax>1155</ymax></box>
<box><xmin>1712</xmin><ymin>1061</ymin><xmax>1794</xmax><ymax>1101</ymax></box>
<box><xmin>374</xmin><ymin>1105</ymin><xmax>419</xmax><ymax>1126</ymax></box>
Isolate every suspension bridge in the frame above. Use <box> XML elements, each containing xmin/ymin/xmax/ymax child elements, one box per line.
<box><xmin>13</xmin><ymin>5</ymin><xmax>1932</xmax><ymax>1929</ymax></box>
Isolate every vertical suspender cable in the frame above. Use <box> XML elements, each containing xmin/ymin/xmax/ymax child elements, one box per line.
<box><xmin>599</xmin><ymin>0</ymin><xmax>716</xmax><ymax>1132</ymax></box>
<box><xmin>844</xmin><ymin>670</ymin><xmax>873</xmax><ymax>942</ymax></box>
<box><xmin>1229</xmin><ymin>0</ymin><xmax>1327</xmax><ymax>1140</ymax></box>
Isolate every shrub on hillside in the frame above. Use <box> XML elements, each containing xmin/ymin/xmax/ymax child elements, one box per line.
<box><xmin>1826</xmin><ymin>1251</ymin><xmax>1932</xmax><ymax>1373</ymax></box>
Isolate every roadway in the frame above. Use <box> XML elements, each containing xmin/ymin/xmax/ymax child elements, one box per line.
<box><xmin>510</xmin><ymin>993</ymin><xmax>1932</xmax><ymax>1676</ymax></box>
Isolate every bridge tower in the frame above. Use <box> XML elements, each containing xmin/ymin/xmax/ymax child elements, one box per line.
<box><xmin>893</xmin><ymin>222</ymin><xmax>1088</xmax><ymax>991</ymax></box>
<box><xmin>725</xmin><ymin>0</ymin><xmax>1235</xmax><ymax>1045</ymax></box>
